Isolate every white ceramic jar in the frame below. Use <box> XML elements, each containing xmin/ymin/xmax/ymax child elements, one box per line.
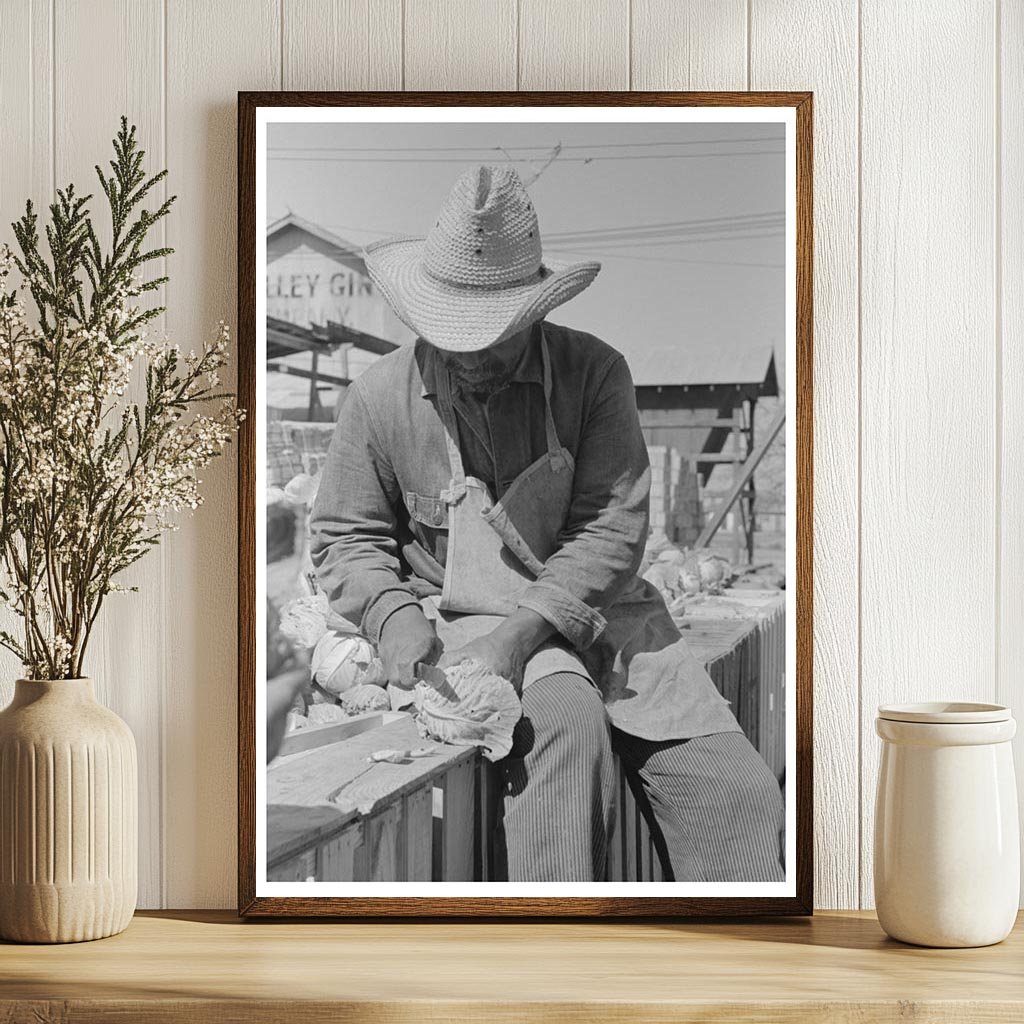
<box><xmin>874</xmin><ymin>702</ymin><xmax>1019</xmax><ymax>947</ymax></box>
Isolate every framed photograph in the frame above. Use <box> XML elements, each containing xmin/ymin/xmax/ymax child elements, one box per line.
<box><xmin>238</xmin><ymin>91</ymin><xmax>812</xmax><ymax>917</ymax></box>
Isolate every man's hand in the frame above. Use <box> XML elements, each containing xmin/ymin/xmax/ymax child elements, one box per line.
<box><xmin>437</xmin><ymin>630</ymin><xmax>526</xmax><ymax>691</ymax></box>
<box><xmin>378</xmin><ymin>604</ymin><xmax>442</xmax><ymax>691</ymax></box>
<box><xmin>437</xmin><ymin>608</ymin><xmax>557</xmax><ymax>693</ymax></box>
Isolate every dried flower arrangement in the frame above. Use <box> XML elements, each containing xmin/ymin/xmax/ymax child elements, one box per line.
<box><xmin>0</xmin><ymin>118</ymin><xmax>241</xmax><ymax>679</ymax></box>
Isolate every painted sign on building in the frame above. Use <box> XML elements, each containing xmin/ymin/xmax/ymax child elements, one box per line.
<box><xmin>266</xmin><ymin>213</ymin><xmax>410</xmax><ymax>346</ymax></box>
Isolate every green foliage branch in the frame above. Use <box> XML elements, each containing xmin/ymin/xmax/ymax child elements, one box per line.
<box><xmin>0</xmin><ymin>118</ymin><xmax>241</xmax><ymax>679</ymax></box>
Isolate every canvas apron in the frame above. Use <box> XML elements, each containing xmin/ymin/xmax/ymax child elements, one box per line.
<box><xmin>420</xmin><ymin>328</ymin><xmax>588</xmax><ymax>688</ymax></box>
<box><xmin>420</xmin><ymin>325</ymin><xmax>742</xmax><ymax>742</ymax></box>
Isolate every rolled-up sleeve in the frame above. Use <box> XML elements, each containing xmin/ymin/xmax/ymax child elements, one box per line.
<box><xmin>308</xmin><ymin>382</ymin><xmax>420</xmax><ymax>644</ymax></box>
<box><xmin>516</xmin><ymin>353</ymin><xmax>650</xmax><ymax>649</ymax></box>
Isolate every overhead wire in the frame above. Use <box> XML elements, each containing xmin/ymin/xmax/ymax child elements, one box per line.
<box><xmin>267</xmin><ymin>136</ymin><xmax>783</xmax><ymax>154</ymax></box>
<box><xmin>272</xmin><ymin>234</ymin><xmax>783</xmax><ymax>258</ymax></box>
<box><xmin>285</xmin><ymin>211</ymin><xmax>785</xmax><ymax>245</ymax></box>
<box><xmin>546</xmin><ymin>248</ymin><xmax>784</xmax><ymax>270</ymax></box>
<box><xmin>271</xmin><ymin>247</ymin><xmax>784</xmax><ymax>270</ymax></box>
<box><xmin>546</xmin><ymin>212</ymin><xmax>784</xmax><ymax>243</ymax></box>
<box><xmin>549</xmin><ymin>210</ymin><xmax>784</xmax><ymax>232</ymax></box>
<box><xmin>268</xmin><ymin>150</ymin><xmax>784</xmax><ymax>163</ymax></box>
<box><xmin>267</xmin><ymin>212</ymin><xmax>783</xmax><ymax>270</ymax></box>
<box><xmin>548</xmin><ymin>226</ymin><xmax>784</xmax><ymax>246</ymax></box>
<box><xmin>560</xmin><ymin>237</ymin><xmax>783</xmax><ymax>252</ymax></box>
<box><xmin>271</xmin><ymin>231</ymin><xmax>783</xmax><ymax>255</ymax></box>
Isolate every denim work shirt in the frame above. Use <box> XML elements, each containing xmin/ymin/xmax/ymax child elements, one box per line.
<box><xmin>308</xmin><ymin>318</ymin><xmax>651</xmax><ymax>652</ymax></box>
<box><xmin>309</xmin><ymin>319</ymin><xmax>745</xmax><ymax>743</ymax></box>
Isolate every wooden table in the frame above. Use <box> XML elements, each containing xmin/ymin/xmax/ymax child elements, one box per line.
<box><xmin>2</xmin><ymin>910</ymin><xmax>1022</xmax><ymax>1022</ymax></box>
<box><xmin>266</xmin><ymin>593</ymin><xmax>788</xmax><ymax>885</ymax></box>
<box><xmin>268</xmin><ymin>713</ymin><xmax>489</xmax><ymax>882</ymax></box>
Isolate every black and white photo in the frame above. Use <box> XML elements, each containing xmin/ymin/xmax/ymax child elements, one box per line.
<box><xmin>239</xmin><ymin>95</ymin><xmax>812</xmax><ymax>915</ymax></box>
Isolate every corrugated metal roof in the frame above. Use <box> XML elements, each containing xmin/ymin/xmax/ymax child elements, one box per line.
<box><xmin>629</xmin><ymin>344</ymin><xmax>777</xmax><ymax>389</ymax></box>
<box><xmin>267</xmin><ymin>212</ymin><xmax>364</xmax><ymax>261</ymax></box>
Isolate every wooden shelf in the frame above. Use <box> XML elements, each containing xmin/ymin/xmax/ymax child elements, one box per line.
<box><xmin>2</xmin><ymin>910</ymin><xmax>1022</xmax><ymax>1022</ymax></box>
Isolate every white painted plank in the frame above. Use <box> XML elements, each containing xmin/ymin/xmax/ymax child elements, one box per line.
<box><xmin>49</xmin><ymin>0</ymin><xmax>166</xmax><ymax>909</ymax></box>
<box><xmin>0</xmin><ymin>0</ymin><xmax>51</xmax><ymax>225</ymax></box>
<box><xmin>860</xmin><ymin>0</ymin><xmax>997</xmax><ymax>908</ymax></box>
<box><xmin>283</xmin><ymin>0</ymin><xmax>402</xmax><ymax>90</ymax></box>
<box><xmin>404</xmin><ymin>0</ymin><xmax>516</xmax><ymax>90</ymax></box>
<box><xmin>999</xmin><ymin>0</ymin><xmax>1024</xmax><ymax>906</ymax></box>
<box><xmin>750</xmin><ymin>0</ymin><xmax>859</xmax><ymax>910</ymax></box>
<box><xmin>0</xmin><ymin>0</ymin><xmax>1010</xmax><ymax>913</ymax></box>
<box><xmin>0</xmin><ymin>0</ymin><xmax>53</xmax><ymax>701</ymax></box>
<box><xmin>519</xmin><ymin>0</ymin><xmax>629</xmax><ymax>90</ymax></box>
<box><xmin>631</xmin><ymin>0</ymin><xmax>746</xmax><ymax>90</ymax></box>
<box><xmin>164</xmin><ymin>0</ymin><xmax>280</xmax><ymax>908</ymax></box>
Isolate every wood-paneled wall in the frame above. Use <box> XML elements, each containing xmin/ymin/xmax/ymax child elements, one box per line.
<box><xmin>0</xmin><ymin>0</ymin><xmax>1017</xmax><ymax>910</ymax></box>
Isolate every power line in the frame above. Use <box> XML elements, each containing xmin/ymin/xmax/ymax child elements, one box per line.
<box><xmin>268</xmin><ymin>150</ymin><xmax>784</xmax><ymax>164</ymax></box>
<box><xmin>547</xmin><ymin>215</ymin><xmax>783</xmax><ymax>242</ymax></box>
<box><xmin>552</xmin><ymin>219</ymin><xmax>785</xmax><ymax>243</ymax></box>
<box><xmin>271</xmin><ymin>229</ymin><xmax>783</xmax><ymax>262</ymax></box>
<box><xmin>554</xmin><ymin>231</ymin><xmax>783</xmax><ymax>248</ymax></box>
<box><xmin>498</xmin><ymin>142</ymin><xmax>562</xmax><ymax>186</ymax></box>
<box><xmin>269</xmin><ymin>247</ymin><xmax>784</xmax><ymax>270</ymax></box>
<box><xmin>547</xmin><ymin>247</ymin><xmax>784</xmax><ymax>270</ymax></box>
<box><xmin>267</xmin><ymin>136</ymin><xmax>783</xmax><ymax>154</ymax></box>
<box><xmin>548</xmin><ymin>222</ymin><xmax>784</xmax><ymax>246</ymax></box>
<box><xmin>547</xmin><ymin>211</ymin><xmax>784</xmax><ymax>240</ymax></box>
<box><xmin>265</xmin><ymin>211</ymin><xmax>784</xmax><ymax>266</ymax></box>
<box><xmin>278</xmin><ymin>211</ymin><xmax>786</xmax><ymax>242</ymax></box>
<box><xmin>270</xmin><ymin>229</ymin><xmax>783</xmax><ymax>257</ymax></box>
<box><xmin>563</xmin><ymin>232</ymin><xmax>783</xmax><ymax>251</ymax></box>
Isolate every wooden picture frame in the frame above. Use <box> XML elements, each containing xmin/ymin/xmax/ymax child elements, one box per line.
<box><xmin>238</xmin><ymin>91</ymin><xmax>813</xmax><ymax>917</ymax></box>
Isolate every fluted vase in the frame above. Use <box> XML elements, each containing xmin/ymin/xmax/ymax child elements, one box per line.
<box><xmin>0</xmin><ymin>678</ymin><xmax>137</xmax><ymax>943</ymax></box>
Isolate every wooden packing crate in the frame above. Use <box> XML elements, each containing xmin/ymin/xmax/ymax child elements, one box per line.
<box><xmin>267</xmin><ymin>592</ymin><xmax>785</xmax><ymax>883</ymax></box>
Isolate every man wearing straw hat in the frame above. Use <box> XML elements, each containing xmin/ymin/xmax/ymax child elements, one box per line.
<box><xmin>310</xmin><ymin>165</ymin><xmax>784</xmax><ymax>883</ymax></box>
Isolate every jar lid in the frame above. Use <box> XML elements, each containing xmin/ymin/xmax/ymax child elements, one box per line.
<box><xmin>877</xmin><ymin>701</ymin><xmax>1011</xmax><ymax>724</ymax></box>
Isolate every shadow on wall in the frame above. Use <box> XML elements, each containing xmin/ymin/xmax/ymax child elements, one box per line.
<box><xmin>162</xmin><ymin>99</ymin><xmax>242</xmax><ymax>904</ymax></box>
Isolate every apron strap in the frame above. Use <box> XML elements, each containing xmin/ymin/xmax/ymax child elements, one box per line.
<box><xmin>436</xmin><ymin>327</ymin><xmax>567</xmax><ymax>504</ymax></box>
<box><xmin>435</xmin><ymin>352</ymin><xmax>468</xmax><ymax>504</ymax></box>
<box><xmin>539</xmin><ymin>330</ymin><xmax>567</xmax><ymax>470</ymax></box>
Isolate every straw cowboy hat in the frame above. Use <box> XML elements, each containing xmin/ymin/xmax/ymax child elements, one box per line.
<box><xmin>362</xmin><ymin>164</ymin><xmax>601</xmax><ymax>353</ymax></box>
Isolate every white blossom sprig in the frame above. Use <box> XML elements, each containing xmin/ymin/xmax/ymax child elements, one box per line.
<box><xmin>0</xmin><ymin>118</ymin><xmax>242</xmax><ymax>680</ymax></box>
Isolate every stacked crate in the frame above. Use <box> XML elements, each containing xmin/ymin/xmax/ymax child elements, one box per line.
<box><xmin>279</xmin><ymin>421</ymin><xmax>335</xmax><ymax>476</ymax></box>
<box><xmin>267</xmin><ymin>421</ymin><xmax>304</xmax><ymax>487</ymax></box>
<box><xmin>647</xmin><ymin>445</ymin><xmax>705</xmax><ymax>547</ymax></box>
<box><xmin>683</xmin><ymin>590</ymin><xmax>787</xmax><ymax>781</ymax></box>
<box><xmin>669</xmin><ymin>451</ymin><xmax>704</xmax><ymax>547</ymax></box>
<box><xmin>268</xmin><ymin>421</ymin><xmax>336</xmax><ymax>485</ymax></box>
<box><xmin>646</xmin><ymin>445</ymin><xmax>672</xmax><ymax>535</ymax></box>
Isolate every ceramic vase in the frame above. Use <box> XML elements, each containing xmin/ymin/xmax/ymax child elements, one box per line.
<box><xmin>874</xmin><ymin>701</ymin><xmax>1019</xmax><ymax>948</ymax></box>
<box><xmin>0</xmin><ymin>678</ymin><xmax>137</xmax><ymax>943</ymax></box>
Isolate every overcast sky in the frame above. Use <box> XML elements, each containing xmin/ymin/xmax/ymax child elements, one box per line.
<box><xmin>267</xmin><ymin>119</ymin><xmax>786</xmax><ymax>377</ymax></box>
